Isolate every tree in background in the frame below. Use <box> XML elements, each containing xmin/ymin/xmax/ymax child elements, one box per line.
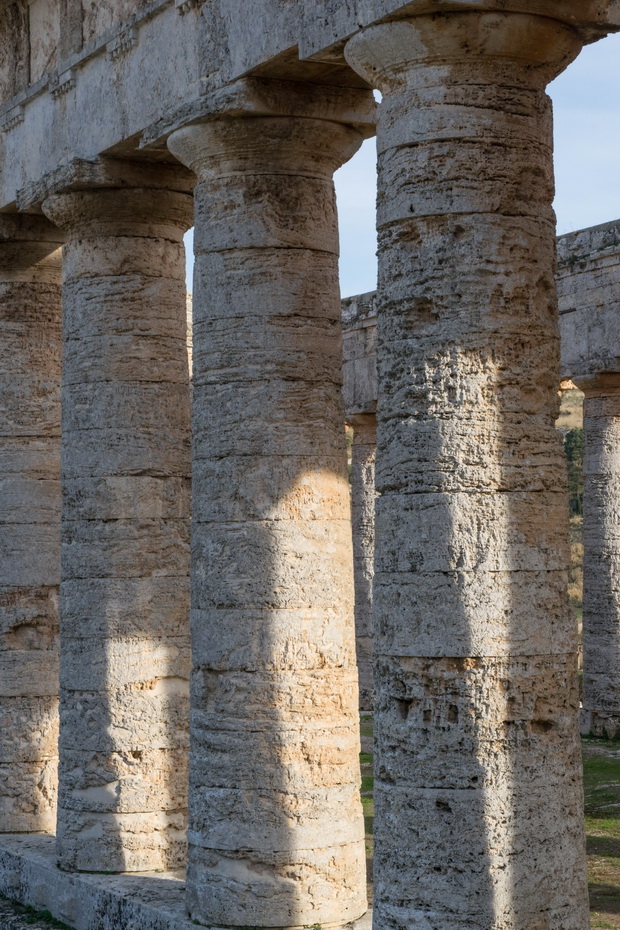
<box><xmin>564</xmin><ymin>427</ymin><xmax>584</xmax><ymax>517</ymax></box>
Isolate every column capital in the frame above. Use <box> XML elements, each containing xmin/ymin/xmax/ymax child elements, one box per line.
<box><xmin>348</xmin><ymin>413</ymin><xmax>377</xmax><ymax>437</ymax></box>
<box><xmin>42</xmin><ymin>186</ymin><xmax>194</xmax><ymax>241</ymax></box>
<box><xmin>17</xmin><ymin>156</ymin><xmax>195</xmax><ymax>215</ymax></box>
<box><xmin>167</xmin><ymin>114</ymin><xmax>365</xmax><ymax>183</ymax></box>
<box><xmin>168</xmin><ymin>112</ymin><xmax>364</xmax><ymax>255</ymax></box>
<box><xmin>344</xmin><ymin>11</ymin><xmax>583</xmax><ymax>92</ymax></box>
<box><xmin>0</xmin><ymin>215</ymin><xmax>63</xmax><ymax>274</ymax></box>
<box><xmin>573</xmin><ymin>371</ymin><xmax>620</xmax><ymax>398</ymax></box>
<box><xmin>142</xmin><ymin>76</ymin><xmax>376</xmax><ymax>152</ymax></box>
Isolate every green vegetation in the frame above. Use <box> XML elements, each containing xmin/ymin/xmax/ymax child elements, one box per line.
<box><xmin>26</xmin><ymin>911</ymin><xmax>70</xmax><ymax>930</ymax></box>
<box><xmin>0</xmin><ymin>902</ymin><xmax>72</xmax><ymax>929</ymax></box>
<box><xmin>584</xmin><ymin>742</ymin><xmax>620</xmax><ymax>926</ymax></box>
<box><xmin>565</xmin><ymin>427</ymin><xmax>584</xmax><ymax>516</ymax></box>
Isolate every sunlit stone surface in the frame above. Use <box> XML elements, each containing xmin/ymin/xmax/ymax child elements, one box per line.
<box><xmin>42</xmin><ymin>169</ymin><xmax>193</xmax><ymax>873</ymax></box>
<box><xmin>0</xmin><ymin>216</ymin><xmax>62</xmax><ymax>835</ymax></box>
<box><xmin>169</xmin><ymin>109</ymin><xmax>369</xmax><ymax>928</ymax></box>
<box><xmin>346</xmin><ymin>12</ymin><xmax>589</xmax><ymax>929</ymax></box>
<box><xmin>1</xmin><ymin>1</ymin><xmax>620</xmax><ymax>927</ymax></box>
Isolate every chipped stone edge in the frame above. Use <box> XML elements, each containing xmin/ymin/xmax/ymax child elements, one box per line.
<box><xmin>0</xmin><ymin>106</ymin><xmax>25</xmax><ymax>134</ymax></box>
<box><xmin>49</xmin><ymin>70</ymin><xmax>77</xmax><ymax>100</ymax></box>
<box><xmin>0</xmin><ymin>835</ymin><xmax>372</xmax><ymax>930</ymax></box>
<box><xmin>106</xmin><ymin>27</ymin><xmax>139</xmax><ymax>60</ymax></box>
<box><xmin>175</xmin><ymin>0</ymin><xmax>204</xmax><ymax>14</ymax></box>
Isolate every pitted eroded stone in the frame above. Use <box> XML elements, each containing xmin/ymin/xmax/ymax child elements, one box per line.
<box><xmin>168</xmin><ymin>115</ymin><xmax>368</xmax><ymax>928</ymax></box>
<box><xmin>0</xmin><ymin>216</ymin><xmax>62</xmax><ymax>835</ymax></box>
<box><xmin>42</xmin><ymin>177</ymin><xmax>193</xmax><ymax>873</ymax></box>
<box><xmin>345</xmin><ymin>12</ymin><xmax>587</xmax><ymax>930</ymax></box>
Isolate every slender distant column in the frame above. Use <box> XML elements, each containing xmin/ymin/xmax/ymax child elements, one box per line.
<box><xmin>350</xmin><ymin>415</ymin><xmax>376</xmax><ymax>711</ymax></box>
<box><xmin>346</xmin><ymin>13</ymin><xmax>588</xmax><ymax>930</ymax></box>
<box><xmin>169</xmin><ymin>110</ymin><xmax>369</xmax><ymax>928</ymax></box>
<box><xmin>0</xmin><ymin>216</ymin><xmax>62</xmax><ymax>833</ymax></box>
<box><xmin>42</xmin><ymin>168</ymin><xmax>193</xmax><ymax>872</ymax></box>
<box><xmin>577</xmin><ymin>376</ymin><xmax>620</xmax><ymax>737</ymax></box>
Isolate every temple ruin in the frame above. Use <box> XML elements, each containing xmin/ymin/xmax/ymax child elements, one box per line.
<box><xmin>343</xmin><ymin>222</ymin><xmax>620</xmax><ymax>726</ymax></box>
<box><xmin>2</xmin><ymin>2</ymin><xmax>620</xmax><ymax>929</ymax></box>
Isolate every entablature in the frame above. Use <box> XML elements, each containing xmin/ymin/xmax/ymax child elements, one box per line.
<box><xmin>1</xmin><ymin>0</ymin><xmax>619</xmax><ymax>211</ymax></box>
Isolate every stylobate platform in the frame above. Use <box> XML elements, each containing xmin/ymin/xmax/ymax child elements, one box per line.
<box><xmin>0</xmin><ymin>835</ymin><xmax>372</xmax><ymax>930</ymax></box>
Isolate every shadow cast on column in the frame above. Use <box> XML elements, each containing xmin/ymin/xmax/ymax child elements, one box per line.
<box><xmin>50</xmin><ymin>191</ymin><xmax>193</xmax><ymax>874</ymax></box>
<box><xmin>342</xmin><ymin>11</ymin><xmax>589</xmax><ymax>928</ymax></box>
<box><xmin>186</xmin><ymin>254</ymin><xmax>367</xmax><ymax>928</ymax></box>
<box><xmin>166</xmin><ymin>112</ymin><xmax>372</xmax><ymax>928</ymax></box>
<box><xmin>0</xmin><ymin>231</ymin><xmax>63</xmax><ymax>836</ymax></box>
<box><xmin>371</xmin><ymin>211</ymin><xmax>587</xmax><ymax>929</ymax></box>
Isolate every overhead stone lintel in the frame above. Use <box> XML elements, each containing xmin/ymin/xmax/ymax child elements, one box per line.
<box><xmin>558</xmin><ymin>219</ymin><xmax>620</xmax><ymax>384</ymax></box>
<box><xmin>298</xmin><ymin>0</ymin><xmax>620</xmax><ymax>64</ymax></box>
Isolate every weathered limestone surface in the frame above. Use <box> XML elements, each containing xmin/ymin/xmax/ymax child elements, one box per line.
<box><xmin>28</xmin><ymin>0</ymin><xmax>61</xmax><ymax>83</ymax></box>
<box><xmin>0</xmin><ymin>834</ymin><xmax>375</xmax><ymax>930</ymax></box>
<box><xmin>0</xmin><ymin>3</ymin><xmax>29</xmax><ymax>103</ymax></box>
<box><xmin>558</xmin><ymin>220</ymin><xmax>620</xmax><ymax>383</ymax></box>
<box><xmin>349</xmin><ymin>417</ymin><xmax>376</xmax><ymax>712</ymax></box>
<box><xmin>168</xmin><ymin>98</ymin><xmax>371</xmax><ymax>928</ymax></box>
<box><xmin>41</xmin><ymin>163</ymin><xmax>194</xmax><ymax>873</ymax></box>
<box><xmin>0</xmin><ymin>216</ymin><xmax>62</xmax><ymax>836</ymax></box>
<box><xmin>579</xmin><ymin>384</ymin><xmax>620</xmax><ymax>736</ymax></box>
<box><xmin>346</xmin><ymin>12</ymin><xmax>589</xmax><ymax>930</ymax></box>
<box><xmin>1</xmin><ymin>0</ymin><xmax>620</xmax><ymax>927</ymax></box>
<box><xmin>81</xmin><ymin>0</ymin><xmax>152</xmax><ymax>46</ymax></box>
<box><xmin>558</xmin><ymin>221</ymin><xmax>620</xmax><ymax>738</ymax></box>
<box><xmin>2</xmin><ymin>1</ymin><xmax>619</xmax><ymax>212</ymax></box>
<box><xmin>342</xmin><ymin>293</ymin><xmax>377</xmax><ymax>710</ymax></box>
<box><xmin>342</xmin><ymin>292</ymin><xmax>377</xmax><ymax>421</ymax></box>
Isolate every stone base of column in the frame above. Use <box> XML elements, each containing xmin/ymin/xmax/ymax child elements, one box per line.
<box><xmin>580</xmin><ymin>708</ymin><xmax>620</xmax><ymax>739</ymax></box>
<box><xmin>0</xmin><ymin>835</ymin><xmax>372</xmax><ymax>930</ymax></box>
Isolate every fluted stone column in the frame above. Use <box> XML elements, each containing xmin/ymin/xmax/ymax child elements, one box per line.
<box><xmin>346</xmin><ymin>14</ymin><xmax>589</xmax><ymax>930</ymax></box>
<box><xmin>168</xmin><ymin>110</ymin><xmax>369</xmax><ymax>928</ymax></box>
<box><xmin>42</xmin><ymin>166</ymin><xmax>193</xmax><ymax>872</ymax></box>
<box><xmin>0</xmin><ymin>216</ymin><xmax>62</xmax><ymax>833</ymax></box>
<box><xmin>576</xmin><ymin>375</ymin><xmax>620</xmax><ymax>737</ymax></box>
<box><xmin>350</xmin><ymin>415</ymin><xmax>376</xmax><ymax>711</ymax></box>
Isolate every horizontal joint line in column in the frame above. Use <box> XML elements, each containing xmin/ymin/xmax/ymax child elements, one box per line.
<box><xmin>194</xmin><ymin>376</ymin><xmax>343</xmax><ymax>386</ymax></box>
<box><xmin>193</xmin><ymin>518</ymin><xmax>352</xmax><ymax>526</ymax></box>
<box><xmin>60</xmin><ymin>573</ymin><xmax>190</xmax><ymax>587</ymax></box>
<box><xmin>378</xmin><ymin>210</ymin><xmax>558</xmax><ymax>226</ymax></box>
<box><xmin>63</xmin><ymin>272</ymin><xmax>185</xmax><ymax>284</ymax></box>
<box><xmin>376</xmin><ymin>569</ymin><xmax>574</xmax><ymax>576</ymax></box>
<box><xmin>201</xmin><ymin>170</ymin><xmax>341</xmax><ymax>181</ymax></box>
<box><xmin>386</xmin><ymin>137</ymin><xmax>553</xmax><ymax>153</ymax></box>
<box><xmin>377</xmin><ymin>484</ymin><xmax>565</xmax><ymax>491</ymax></box>
<box><xmin>196</xmin><ymin>245</ymin><xmax>338</xmax><ymax>257</ymax></box>
<box><xmin>376</xmin><ymin>652</ymin><xmax>575</xmax><ymax>662</ymax></box>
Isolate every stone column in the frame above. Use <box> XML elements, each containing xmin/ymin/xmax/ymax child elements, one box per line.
<box><xmin>0</xmin><ymin>216</ymin><xmax>62</xmax><ymax>833</ymax></box>
<box><xmin>577</xmin><ymin>375</ymin><xmax>620</xmax><ymax>737</ymax></box>
<box><xmin>42</xmin><ymin>164</ymin><xmax>193</xmax><ymax>872</ymax></box>
<box><xmin>350</xmin><ymin>415</ymin><xmax>376</xmax><ymax>711</ymax></box>
<box><xmin>346</xmin><ymin>14</ymin><xmax>588</xmax><ymax>930</ymax></box>
<box><xmin>168</xmin><ymin>109</ymin><xmax>369</xmax><ymax>928</ymax></box>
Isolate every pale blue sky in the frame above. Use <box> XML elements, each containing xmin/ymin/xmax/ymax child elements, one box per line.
<box><xmin>185</xmin><ymin>31</ymin><xmax>620</xmax><ymax>298</ymax></box>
